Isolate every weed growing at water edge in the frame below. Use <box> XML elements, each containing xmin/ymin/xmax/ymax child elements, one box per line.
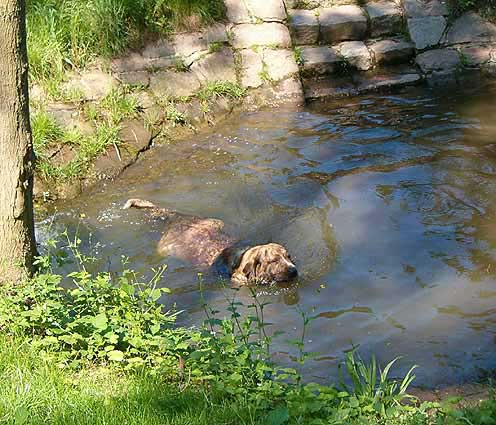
<box><xmin>173</xmin><ymin>58</ymin><xmax>189</xmax><ymax>72</ymax></box>
<box><xmin>31</xmin><ymin>110</ymin><xmax>64</xmax><ymax>154</ymax></box>
<box><xmin>196</xmin><ymin>81</ymin><xmax>246</xmax><ymax>102</ymax></box>
<box><xmin>259</xmin><ymin>68</ymin><xmax>273</xmax><ymax>83</ymax></box>
<box><xmin>31</xmin><ymin>87</ymin><xmax>139</xmax><ymax>183</ymax></box>
<box><xmin>339</xmin><ymin>349</ymin><xmax>418</xmax><ymax>417</ymax></box>
<box><xmin>165</xmin><ymin>104</ymin><xmax>188</xmax><ymax>127</ymax></box>
<box><xmin>0</xmin><ymin>233</ymin><xmax>178</xmax><ymax>368</ymax></box>
<box><xmin>334</xmin><ymin>56</ymin><xmax>354</xmax><ymax>75</ymax></box>
<box><xmin>99</xmin><ymin>87</ymin><xmax>140</xmax><ymax>125</ymax></box>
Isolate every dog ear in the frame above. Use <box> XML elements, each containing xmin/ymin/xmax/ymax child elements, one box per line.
<box><xmin>241</xmin><ymin>254</ymin><xmax>258</xmax><ymax>281</ymax></box>
<box><xmin>231</xmin><ymin>247</ymin><xmax>260</xmax><ymax>284</ymax></box>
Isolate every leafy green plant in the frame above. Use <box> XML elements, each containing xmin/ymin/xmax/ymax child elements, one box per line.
<box><xmin>0</xmin><ymin>232</ymin><xmax>434</xmax><ymax>425</ymax></box>
<box><xmin>449</xmin><ymin>395</ymin><xmax>496</xmax><ymax>424</ymax></box>
<box><xmin>0</xmin><ymin>233</ymin><xmax>180</xmax><ymax>368</ymax></box>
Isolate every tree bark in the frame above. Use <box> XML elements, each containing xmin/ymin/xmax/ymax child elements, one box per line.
<box><xmin>0</xmin><ymin>0</ymin><xmax>37</xmax><ymax>282</ymax></box>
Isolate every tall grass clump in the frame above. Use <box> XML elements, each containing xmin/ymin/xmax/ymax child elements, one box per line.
<box><xmin>28</xmin><ymin>0</ymin><xmax>140</xmax><ymax>82</ymax></box>
<box><xmin>27</xmin><ymin>0</ymin><xmax>226</xmax><ymax>84</ymax></box>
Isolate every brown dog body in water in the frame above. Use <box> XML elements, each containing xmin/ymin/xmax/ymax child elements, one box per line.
<box><xmin>123</xmin><ymin>199</ymin><xmax>298</xmax><ymax>285</ymax></box>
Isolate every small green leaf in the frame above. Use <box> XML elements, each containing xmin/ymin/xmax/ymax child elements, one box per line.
<box><xmin>59</xmin><ymin>335</ymin><xmax>78</xmax><ymax>345</ymax></box>
<box><xmin>265</xmin><ymin>406</ymin><xmax>289</xmax><ymax>425</ymax></box>
<box><xmin>150</xmin><ymin>289</ymin><xmax>161</xmax><ymax>301</ymax></box>
<box><xmin>121</xmin><ymin>283</ymin><xmax>135</xmax><ymax>296</ymax></box>
<box><xmin>90</xmin><ymin>313</ymin><xmax>108</xmax><ymax>330</ymax></box>
<box><xmin>107</xmin><ymin>350</ymin><xmax>125</xmax><ymax>362</ymax></box>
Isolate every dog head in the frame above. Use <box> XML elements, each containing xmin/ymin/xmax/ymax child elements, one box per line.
<box><xmin>230</xmin><ymin>243</ymin><xmax>297</xmax><ymax>285</ymax></box>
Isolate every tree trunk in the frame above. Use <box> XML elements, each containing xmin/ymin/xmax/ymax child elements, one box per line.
<box><xmin>0</xmin><ymin>0</ymin><xmax>37</xmax><ymax>282</ymax></box>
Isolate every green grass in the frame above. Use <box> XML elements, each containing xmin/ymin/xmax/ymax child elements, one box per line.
<box><xmin>27</xmin><ymin>0</ymin><xmax>226</xmax><ymax>86</ymax></box>
<box><xmin>2</xmin><ymin>333</ymin><xmax>494</xmax><ymax>425</ymax></box>
<box><xmin>31</xmin><ymin>88</ymin><xmax>139</xmax><ymax>182</ymax></box>
<box><xmin>165</xmin><ymin>104</ymin><xmax>188</xmax><ymax>127</ymax></box>
<box><xmin>208</xmin><ymin>42</ymin><xmax>224</xmax><ymax>53</ymax></box>
<box><xmin>196</xmin><ymin>81</ymin><xmax>246</xmax><ymax>102</ymax></box>
<box><xmin>98</xmin><ymin>87</ymin><xmax>140</xmax><ymax>125</ymax></box>
<box><xmin>31</xmin><ymin>110</ymin><xmax>64</xmax><ymax>153</ymax></box>
<box><xmin>0</xmin><ymin>335</ymin><xmax>258</xmax><ymax>425</ymax></box>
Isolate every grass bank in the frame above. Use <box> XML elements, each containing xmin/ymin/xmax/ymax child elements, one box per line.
<box><xmin>0</xmin><ymin>239</ymin><xmax>495</xmax><ymax>424</ymax></box>
<box><xmin>0</xmin><ymin>335</ymin><xmax>259</xmax><ymax>425</ymax></box>
<box><xmin>27</xmin><ymin>0</ymin><xmax>226</xmax><ymax>84</ymax></box>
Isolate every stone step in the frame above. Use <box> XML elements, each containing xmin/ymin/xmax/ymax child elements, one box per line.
<box><xmin>288</xmin><ymin>1</ymin><xmax>402</xmax><ymax>45</ymax></box>
<box><xmin>367</xmin><ymin>38</ymin><xmax>415</xmax><ymax>65</ymax></box>
<box><xmin>303</xmin><ymin>65</ymin><xmax>423</xmax><ymax>100</ymax></box>
<box><xmin>320</xmin><ymin>5</ymin><xmax>368</xmax><ymax>43</ymax></box>
<box><xmin>365</xmin><ymin>1</ymin><xmax>403</xmax><ymax>37</ymax></box>
<box><xmin>289</xmin><ymin>9</ymin><xmax>319</xmax><ymax>45</ymax></box>
<box><xmin>299</xmin><ymin>46</ymin><xmax>340</xmax><ymax>75</ymax></box>
<box><xmin>298</xmin><ymin>37</ymin><xmax>414</xmax><ymax>75</ymax></box>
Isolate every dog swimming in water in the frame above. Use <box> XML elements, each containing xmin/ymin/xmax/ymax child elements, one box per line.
<box><xmin>123</xmin><ymin>198</ymin><xmax>298</xmax><ymax>285</ymax></box>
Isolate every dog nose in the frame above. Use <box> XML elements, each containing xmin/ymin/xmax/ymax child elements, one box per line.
<box><xmin>288</xmin><ymin>265</ymin><xmax>298</xmax><ymax>278</ymax></box>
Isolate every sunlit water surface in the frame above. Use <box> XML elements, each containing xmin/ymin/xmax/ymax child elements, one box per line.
<box><xmin>39</xmin><ymin>83</ymin><xmax>496</xmax><ymax>387</ymax></box>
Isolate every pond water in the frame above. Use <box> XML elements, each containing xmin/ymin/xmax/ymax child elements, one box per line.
<box><xmin>40</xmin><ymin>82</ymin><xmax>496</xmax><ymax>387</ymax></box>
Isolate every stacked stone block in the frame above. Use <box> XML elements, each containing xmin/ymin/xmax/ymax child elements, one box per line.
<box><xmin>286</xmin><ymin>0</ymin><xmax>419</xmax><ymax>99</ymax></box>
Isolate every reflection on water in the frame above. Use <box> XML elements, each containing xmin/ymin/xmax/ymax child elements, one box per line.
<box><xmin>39</xmin><ymin>82</ymin><xmax>496</xmax><ymax>387</ymax></box>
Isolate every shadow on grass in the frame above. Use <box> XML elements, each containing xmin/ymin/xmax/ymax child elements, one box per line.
<box><xmin>0</xmin><ymin>337</ymin><xmax>258</xmax><ymax>425</ymax></box>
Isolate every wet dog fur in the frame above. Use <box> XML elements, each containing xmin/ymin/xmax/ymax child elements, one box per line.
<box><xmin>123</xmin><ymin>198</ymin><xmax>298</xmax><ymax>285</ymax></box>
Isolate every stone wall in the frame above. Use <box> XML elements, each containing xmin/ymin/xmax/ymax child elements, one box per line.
<box><xmin>49</xmin><ymin>0</ymin><xmax>496</xmax><ymax>110</ymax></box>
<box><xmin>32</xmin><ymin>0</ymin><xmax>496</xmax><ymax>201</ymax></box>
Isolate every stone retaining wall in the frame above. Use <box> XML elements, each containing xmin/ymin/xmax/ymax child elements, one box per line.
<box><xmin>46</xmin><ymin>0</ymin><xmax>496</xmax><ymax>108</ymax></box>
<box><xmin>32</xmin><ymin>0</ymin><xmax>496</xmax><ymax>201</ymax></box>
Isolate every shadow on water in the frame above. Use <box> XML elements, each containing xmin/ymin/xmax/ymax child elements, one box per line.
<box><xmin>37</xmin><ymin>81</ymin><xmax>496</xmax><ymax>387</ymax></box>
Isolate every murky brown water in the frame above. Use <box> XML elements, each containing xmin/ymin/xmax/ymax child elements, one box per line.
<box><xmin>39</xmin><ymin>82</ymin><xmax>496</xmax><ymax>387</ymax></box>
